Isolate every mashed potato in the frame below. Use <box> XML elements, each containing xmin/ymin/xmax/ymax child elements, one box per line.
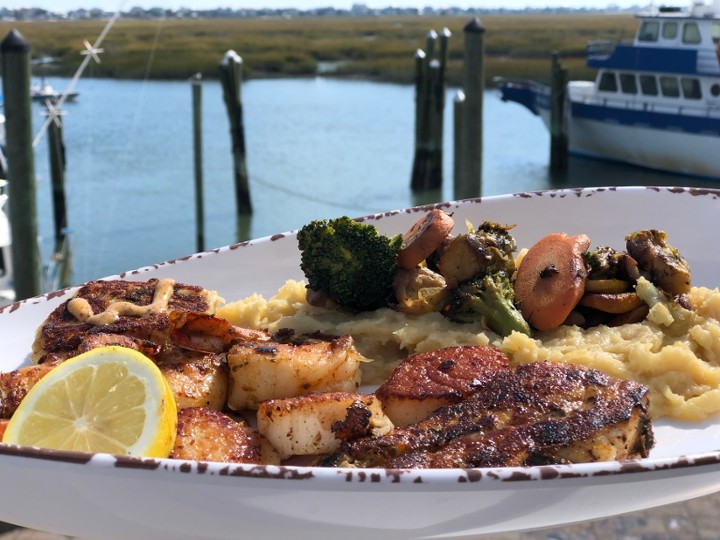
<box><xmin>217</xmin><ymin>279</ymin><xmax>720</xmax><ymax>421</ymax></box>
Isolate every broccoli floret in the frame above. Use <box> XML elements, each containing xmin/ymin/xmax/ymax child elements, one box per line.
<box><xmin>444</xmin><ymin>271</ymin><xmax>531</xmax><ymax>337</ymax></box>
<box><xmin>297</xmin><ymin>216</ymin><xmax>403</xmax><ymax>312</ymax></box>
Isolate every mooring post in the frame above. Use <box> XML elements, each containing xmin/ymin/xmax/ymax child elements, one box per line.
<box><xmin>453</xmin><ymin>90</ymin><xmax>465</xmax><ymax>198</ymax></box>
<box><xmin>44</xmin><ymin>101</ymin><xmax>72</xmax><ymax>289</ymax></box>
<box><xmin>433</xmin><ymin>27</ymin><xmax>451</xmax><ymax>178</ymax></box>
<box><xmin>191</xmin><ymin>72</ymin><xmax>205</xmax><ymax>252</ymax></box>
<box><xmin>457</xmin><ymin>17</ymin><xmax>485</xmax><ymax>200</ymax></box>
<box><xmin>424</xmin><ymin>29</ymin><xmax>438</xmax><ymax>64</ymax></box>
<box><xmin>412</xmin><ymin>48</ymin><xmax>427</xmax><ymax>163</ymax></box>
<box><xmin>410</xmin><ymin>33</ymin><xmax>436</xmax><ymax>191</ymax></box>
<box><xmin>45</xmin><ymin>103</ymin><xmax>67</xmax><ymax>251</ymax></box>
<box><xmin>549</xmin><ymin>52</ymin><xmax>569</xmax><ymax>172</ymax></box>
<box><xmin>219</xmin><ymin>50</ymin><xmax>252</xmax><ymax>216</ymax></box>
<box><xmin>411</xmin><ymin>28</ymin><xmax>450</xmax><ymax>192</ymax></box>
<box><xmin>1</xmin><ymin>30</ymin><xmax>41</xmax><ymax>300</ymax></box>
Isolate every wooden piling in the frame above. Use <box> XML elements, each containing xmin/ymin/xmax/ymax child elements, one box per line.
<box><xmin>437</xmin><ymin>28</ymin><xmax>451</xmax><ymax>89</ymax></box>
<box><xmin>434</xmin><ymin>28</ymin><xmax>451</xmax><ymax>171</ymax></box>
<box><xmin>413</xmin><ymin>49</ymin><xmax>426</xmax><ymax>158</ymax></box>
<box><xmin>549</xmin><ymin>52</ymin><xmax>569</xmax><ymax>172</ymax></box>
<box><xmin>219</xmin><ymin>50</ymin><xmax>252</xmax><ymax>216</ymax></box>
<box><xmin>424</xmin><ymin>29</ymin><xmax>438</xmax><ymax>63</ymax></box>
<box><xmin>453</xmin><ymin>90</ymin><xmax>465</xmax><ymax>198</ymax></box>
<box><xmin>410</xmin><ymin>28</ymin><xmax>451</xmax><ymax>192</ymax></box>
<box><xmin>456</xmin><ymin>17</ymin><xmax>485</xmax><ymax>200</ymax></box>
<box><xmin>46</xmin><ymin>104</ymin><xmax>67</xmax><ymax>251</ymax></box>
<box><xmin>411</xmin><ymin>59</ymin><xmax>442</xmax><ymax>191</ymax></box>
<box><xmin>1</xmin><ymin>30</ymin><xmax>41</xmax><ymax>300</ymax></box>
<box><xmin>191</xmin><ymin>73</ymin><xmax>205</xmax><ymax>252</ymax></box>
<box><xmin>44</xmin><ymin>102</ymin><xmax>72</xmax><ymax>289</ymax></box>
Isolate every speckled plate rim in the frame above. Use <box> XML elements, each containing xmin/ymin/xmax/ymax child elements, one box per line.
<box><xmin>0</xmin><ymin>439</ymin><xmax>719</xmax><ymax>488</ymax></box>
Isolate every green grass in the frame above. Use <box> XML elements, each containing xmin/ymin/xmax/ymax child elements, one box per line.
<box><xmin>0</xmin><ymin>14</ymin><xmax>636</xmax><ymax>85</ymax></box>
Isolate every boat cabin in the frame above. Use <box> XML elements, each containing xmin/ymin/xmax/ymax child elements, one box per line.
<box><xmin>635</xmin><ymin>7</ymin><xmax>720</xmax><ymax>50</ymax></box>
<box><xmin>586</xmin><ymin>3</ymin><xmax>720</xmax><ymax>109</ymax></box>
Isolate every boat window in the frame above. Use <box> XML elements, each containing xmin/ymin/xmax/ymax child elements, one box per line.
<box><xmin>662</xmin><ymin>22</ymin><xmax>678</xmax><ymax>40</ymax></box>
<box><xmin>620</xmin><ymin>73</ymin><xmax>638</xmax><ymax>94</ymax></box>
<box><xmin>712</xmin><ymin>22</ymin><xmax>720</xmax><ymax>43</ymax></box>
<box><xmin>682</xmin><ymin>23</ymin><xmax>701</xmax><ymax>44</ymax></box>
<box><xmin>638</xmin><ymin>21</ymin><xmax>659</xmax><ymax>42</ymax></box>
<box><xmin>660</xmin><ymin>76</ymin><xmax>680</xmax><ymax>97</ymax></box>
<box><xmin>639</xmin><ymin>75</ymin><xmax>659</xmax><ymax>96</ymax></box>
<box><xmin>681</xmin><ymin>78</ymin><xmax>702</xmax><ymax>99</ymax></box>
<box><xmin>598</xmin><ymin>72</ymin><xmax>618</xmax><ymax>92</ymax></box>
<box><xmin>712</xmin><ymin>84</ymin><xmax>720</xmax><ymax>97</ymax></box>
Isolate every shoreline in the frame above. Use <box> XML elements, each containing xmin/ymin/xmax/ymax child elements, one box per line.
<box><xmin>0</xmin><ymin>14</ymin><xmax>633</xmax><ymax>86</ymax></box>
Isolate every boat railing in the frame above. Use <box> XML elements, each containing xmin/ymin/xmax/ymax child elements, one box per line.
<box><xmin>576</xmin><ymin>93</ymin><xmax>720</xmax><ymax>119</ymax></box>
<box><xmin>587</xmin><ymin>39</ymin><xmax>615</xmax><ymax>58</ymax></box>
<box><xmin>586</xmin><ymin>38</ymin><xmax>634</xmax><ymax>59</ymax></box>
<box><xmin>492</xmin><ymin>76</ymin><xmax>550</xmax><ymax>94</ymax></box>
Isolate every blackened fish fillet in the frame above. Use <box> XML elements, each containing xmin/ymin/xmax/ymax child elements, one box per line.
<box><xmin>329</xmin><ymin>360</ymin><xmax>653</xmax><ymax>468</ymax></box>
<box><xmin>375</xmin><ymin>345</ymin><xmax>511</xmax><ymax>427</ymax></box>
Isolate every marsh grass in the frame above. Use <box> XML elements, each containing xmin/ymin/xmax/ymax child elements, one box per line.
<box><xmin>0</xmin><ymin>14</ymin><xmax>636</xmax><ymax>84</ymax></box>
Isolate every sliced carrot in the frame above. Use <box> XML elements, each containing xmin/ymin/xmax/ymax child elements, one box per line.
<box><xmin>396</xmin><ymin>209</ymin><xmax>455</xmax><ymax>270</ymax></box>
<box><xmin>513</xmin><ymin>233</ymin><xmax>591</xmax><ymax>331</ymax></box>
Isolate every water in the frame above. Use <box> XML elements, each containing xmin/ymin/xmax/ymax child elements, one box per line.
<box><xmin>28</xmin><ymin>76</ymin><xmax>719</xmax><ymax>285</ymax></box>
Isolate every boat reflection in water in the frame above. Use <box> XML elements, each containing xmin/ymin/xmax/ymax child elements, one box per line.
<box><xmin>495</xmin><ymin>1</ymin><xmax>720</xmax><ymax>179</ymax></box>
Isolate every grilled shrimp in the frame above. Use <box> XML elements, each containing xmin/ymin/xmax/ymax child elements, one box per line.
<box><xmin>170</xmin><ymin>312</ymin><xmax>270</xmax><ymax>354</ymax></box>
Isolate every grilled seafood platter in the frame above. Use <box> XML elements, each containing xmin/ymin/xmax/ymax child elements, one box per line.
<box><xmin>1</xmin><ymin>187</ymin><xmax>720</xmax><ymax>540</ymax></box>
<box><xmin>3</xmin><ymin>187</ymin><xmax>720</xmax><ymax>469</ymax></box>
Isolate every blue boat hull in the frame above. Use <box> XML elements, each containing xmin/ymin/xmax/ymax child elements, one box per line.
<box><xmin>495</xmin><ymin>77</ymin><xmax>720</xmax><ymax>179</ymax></box>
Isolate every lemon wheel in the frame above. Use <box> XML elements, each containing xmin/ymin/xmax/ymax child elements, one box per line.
<box><xmin>2</xmin><ymin>346</ymin><xmax>177</xmax><ymax>457</ymax></box>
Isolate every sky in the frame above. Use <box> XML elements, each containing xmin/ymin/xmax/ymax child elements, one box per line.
<box><xmin>7</xmin><ymin>0</ymin><xmax>647</xmax><ymax>13</ymax></box>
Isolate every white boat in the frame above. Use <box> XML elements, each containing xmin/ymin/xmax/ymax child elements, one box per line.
<box><xmin>495</xmin><ymin>1</ymin><xmax>720</xmax><ymax>178</ymax></box>
<box><xmin>0</xmin><ymin>110</ymin><xmax>6</xmax><ymax>180</ymax></box>
<box><xmin>0</xmin><ymin>113</ymin><xmax>13</xmax><ymax>303</ymax></box>
<box><xmin>30</xmin><ymin>79</ymin><xmax>78</xmax><ymax>104</ymax></box>
<box><xmin>0</xmin><ymin>179</ymin><xmax>14</xmax><ymax>304</ymax></box>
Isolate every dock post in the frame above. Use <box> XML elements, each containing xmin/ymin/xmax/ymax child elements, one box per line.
<box><xmin>45</xmin><ymin>102</ymin><xmax>72</xmax><ymax>288</ymax></box>
<box><xmin>410</xmin><ymin>29</ymin><xmax>451</xmax><ymax>192</ymax></box>
<box><xmin>1</xmin><ymin>30</ymin><xmax>41</xmax><ymax>299</ymax></box>
<box><xmin>549</xmin><ymin>52</ymin><xmax>569</xmax><ymax>172</ymax></box>
<box><xmin>453</xmin><ymin>90</ymin><xmax>465</xmax><ymax>197</ymax></box>
<box><xmin>457</xmin><ymin>17</ymin><xmax>485</xmax><ymax>200</ymax></box>
<box><xmin>410</xmin><ymin>32</ymin><xmax>438</xmax><ymax>191</ymax></box>
<box><xmin>412</xmin><ymin>48</ymin><xmax>427</xmax><ymax>163</ymax></box>
<box><xmin>433</xmin><ymin>28</ymin><xmax>451</xmax><ymax>182</ymax></box>
<box><xmin>46</xmin><ymin>103</ymin><xmax>67</xmax><ymax>251</ymax></box>
<box><xmin>191</xmin><ymin>73</ymin><xmax>205</xmax><ymax>252</ymax></box>
<box><xmin>219</xmin><ymin>50</ymin><xmax>252</xmax><ymax>216</ymax></box>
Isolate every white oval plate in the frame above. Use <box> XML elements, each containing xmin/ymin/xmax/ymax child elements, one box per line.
<box><xmin>1</xmin><ymin>186</ymin><xmax>720</xmax><ymax>540</ymax></box>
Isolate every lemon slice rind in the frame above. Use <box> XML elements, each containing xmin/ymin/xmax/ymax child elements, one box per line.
<box><xmin>2</xmin><ymin>346</ymin><xmax>177</xmax><ymax>458</ymax></box>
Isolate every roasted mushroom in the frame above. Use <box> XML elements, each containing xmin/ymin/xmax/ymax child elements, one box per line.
<box><xmin>625</xmin><ymin>230</ymin><xmax>691</xmax><ymax>296</ymax></box>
